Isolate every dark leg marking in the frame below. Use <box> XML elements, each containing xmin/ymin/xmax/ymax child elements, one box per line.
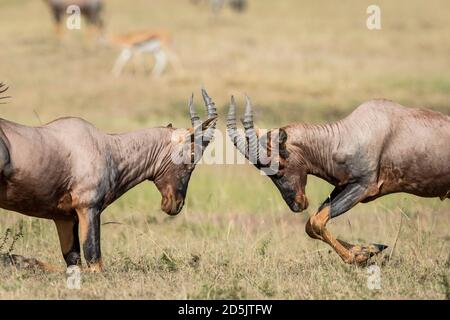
<box><xmin>77</xmin><ymin>207</ymin><xmax>103</xmax><ymax>272</ymax></box>
<box><xmin>327</xmin><ymin>183</ymin><xmax>367</xmax><ymax>218</ymax></box>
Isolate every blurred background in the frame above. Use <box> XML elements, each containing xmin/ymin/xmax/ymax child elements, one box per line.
<box><xmin>0</xmin><ymin>0</ymin><xmax>449</xmax><ymax>299</ymax></box>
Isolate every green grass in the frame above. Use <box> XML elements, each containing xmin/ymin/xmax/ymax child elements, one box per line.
<box><xmin>0</xmin><ymin>0</ymin><xmax>449</xmax><ymax>299</ymax></box>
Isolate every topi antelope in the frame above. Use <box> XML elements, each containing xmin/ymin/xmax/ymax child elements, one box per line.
<box><xmin>106</xmin><ymin>30</ymin><xmax>181</xmax><ymax>78</ymax></box>
<box><xmin>44</xmin><ymin>0</ymin><xmax>103</xmax><ymax>35</ymax></box>
<box><xmin>0</xmin><ymin>86</ymin><xmax>217</xmax><ymax>272</ymax></box>
<box><xmin>227</xmin><ymin>96</ymin><xmax>450</xmax><ymax>264</ymax></box>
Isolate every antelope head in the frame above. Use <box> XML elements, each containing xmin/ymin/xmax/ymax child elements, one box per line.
<box><xmin>155</xmin><ymin>88</ymin><xmax>217</xmax><ymax>215</ymax></box>
<box><xmin>227</xmin><ymin>96</ymin><xmax>308</xmax><ymax>213</ymax></box>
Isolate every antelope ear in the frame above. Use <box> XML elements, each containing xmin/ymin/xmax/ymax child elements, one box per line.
<box><xmin>166</xmin><ymin>123</ymin><xmax>173</xmax><ymax>128</ymax></box>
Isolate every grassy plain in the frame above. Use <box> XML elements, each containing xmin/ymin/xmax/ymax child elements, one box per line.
<box><xmin>0</xmin><ymin>0</ymin><xmax>449</xmax><ymax>299</ymax></box>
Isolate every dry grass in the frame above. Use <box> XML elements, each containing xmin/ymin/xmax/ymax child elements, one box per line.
<box><xmin>0</xmin><ymin>0</ymin><xmax>449</xmax><ymax>299</ymax></box>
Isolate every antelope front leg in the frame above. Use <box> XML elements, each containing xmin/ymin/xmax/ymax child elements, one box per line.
<box><xmin>306</xmin><ymin>206</ymin><xmax>357</xmax><ymax>263</ymax></box>
<box><xmin>76</xmin><ymin>207</ymin><xmax>103</xmax><ymax>272</ymax></box>
<box><xmin>305</xmin><ymin>183</ymin><xmax>388</xmax><ymax>264</ymax></box>
<box><xmin>54</xmin><ymin>218</ymin><xmax>81</xmax><ymax>267</ymax></box>
<box><xmin>112</xmin><ymin>48</ymin><xmax>132</xmax><ymax>77</ymax></box>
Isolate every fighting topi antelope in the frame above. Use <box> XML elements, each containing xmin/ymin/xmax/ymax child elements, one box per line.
<box><xmin>0</xmin><ymin>85</ymin><xmax>217</xmax><ymax>272</ymax></box>
<box><xmin>227</xmin><ymin>96</ymin><xmax>450</xmax><ymax>264</ymax></box>
<box><xmin>44</xmin><ymin>0</ymin><xmax>104</xmax><ymax>35</ymax></box>
<box><xmin>105</xmin><ymin>30</ymin><xmax>181</xmax><ymax>78</ymax></box>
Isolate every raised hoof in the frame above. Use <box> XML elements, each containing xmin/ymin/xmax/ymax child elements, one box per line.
<box><xmin>349</xmin><ymin>243</ymin><xmax>388</xmax><ymax>265</ymax></box>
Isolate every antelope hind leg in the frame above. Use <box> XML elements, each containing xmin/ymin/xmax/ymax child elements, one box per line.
<box><xmin>152</xmin><ymin>49</ymin><xmax>168</xmax><ymax>77</ymax></box>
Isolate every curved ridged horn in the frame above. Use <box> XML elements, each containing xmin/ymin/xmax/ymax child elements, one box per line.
<box><xmin>227</xmin><ymin>96</ymin><xmax>247</xmax><ymax>156</ymax></box>
<box><xmin>241</xmin><ymin>95</ymin><xmax>259</xmax><ymax>164</ymax></box>
<box><xmin>188</xmin><ymin>93</ymin><xmax>200</xmax><ymax>126</ymax></box>
<box><xmin>201</xmin><ymin>87</ymin><xmax>217</xmax><ymax>142</ymax></box>
<box><xmin>0</xmin><ymin>83</ymin><xmax>10</xmax><ymax>104</ymax></box>
<box><xmin>0</xmin><ymin>83</ymin><xmax>7</xmax><ymax>93</ymax></box>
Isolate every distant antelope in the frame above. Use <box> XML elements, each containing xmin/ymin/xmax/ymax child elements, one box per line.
<box><xmin>105</xmin><ymin>30</ymin><xmax>181</xmax><ymax>78</ymax></box>
<box><xmin>228</xmin><ymin>96</ymin><xmax>450</xmax><ymax>264</ymax></box>
<box><xmin>191</xmin><ymin>0</ymin><xmax>247</xmax><ymax>13</ymax></box>
<box><xmin>44</xmin><ymin>0</ymin><xmax>103</xmax><ymax>35</ymax></box>
<box><xmin>0</xmin><ymin>85</ymin><xmax>217</xmax><ymax>272</ymax></box>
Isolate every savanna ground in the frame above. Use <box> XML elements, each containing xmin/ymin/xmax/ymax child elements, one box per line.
<box><xmin>0</xmin><ymin>0</ymin><xmax>449</xmax><ymax>299</ymax></box>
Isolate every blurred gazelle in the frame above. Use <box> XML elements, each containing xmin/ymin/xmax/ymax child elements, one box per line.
<box><xmin>106</xmin><ymin>30</ymin><xmax>182</xmax><ymax>77</ymax></box>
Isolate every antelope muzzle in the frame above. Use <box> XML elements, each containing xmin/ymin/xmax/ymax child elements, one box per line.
<box><xmin>161</xmin><ymin>194</ymin><xmax>185</xmax><ymax>216</ymax></box>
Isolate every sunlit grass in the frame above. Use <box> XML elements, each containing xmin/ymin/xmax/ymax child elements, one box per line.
<box><xmin>0</xmin><ymin>0</ymin><xmax>449</xmax><ymax>299</ymax></box>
